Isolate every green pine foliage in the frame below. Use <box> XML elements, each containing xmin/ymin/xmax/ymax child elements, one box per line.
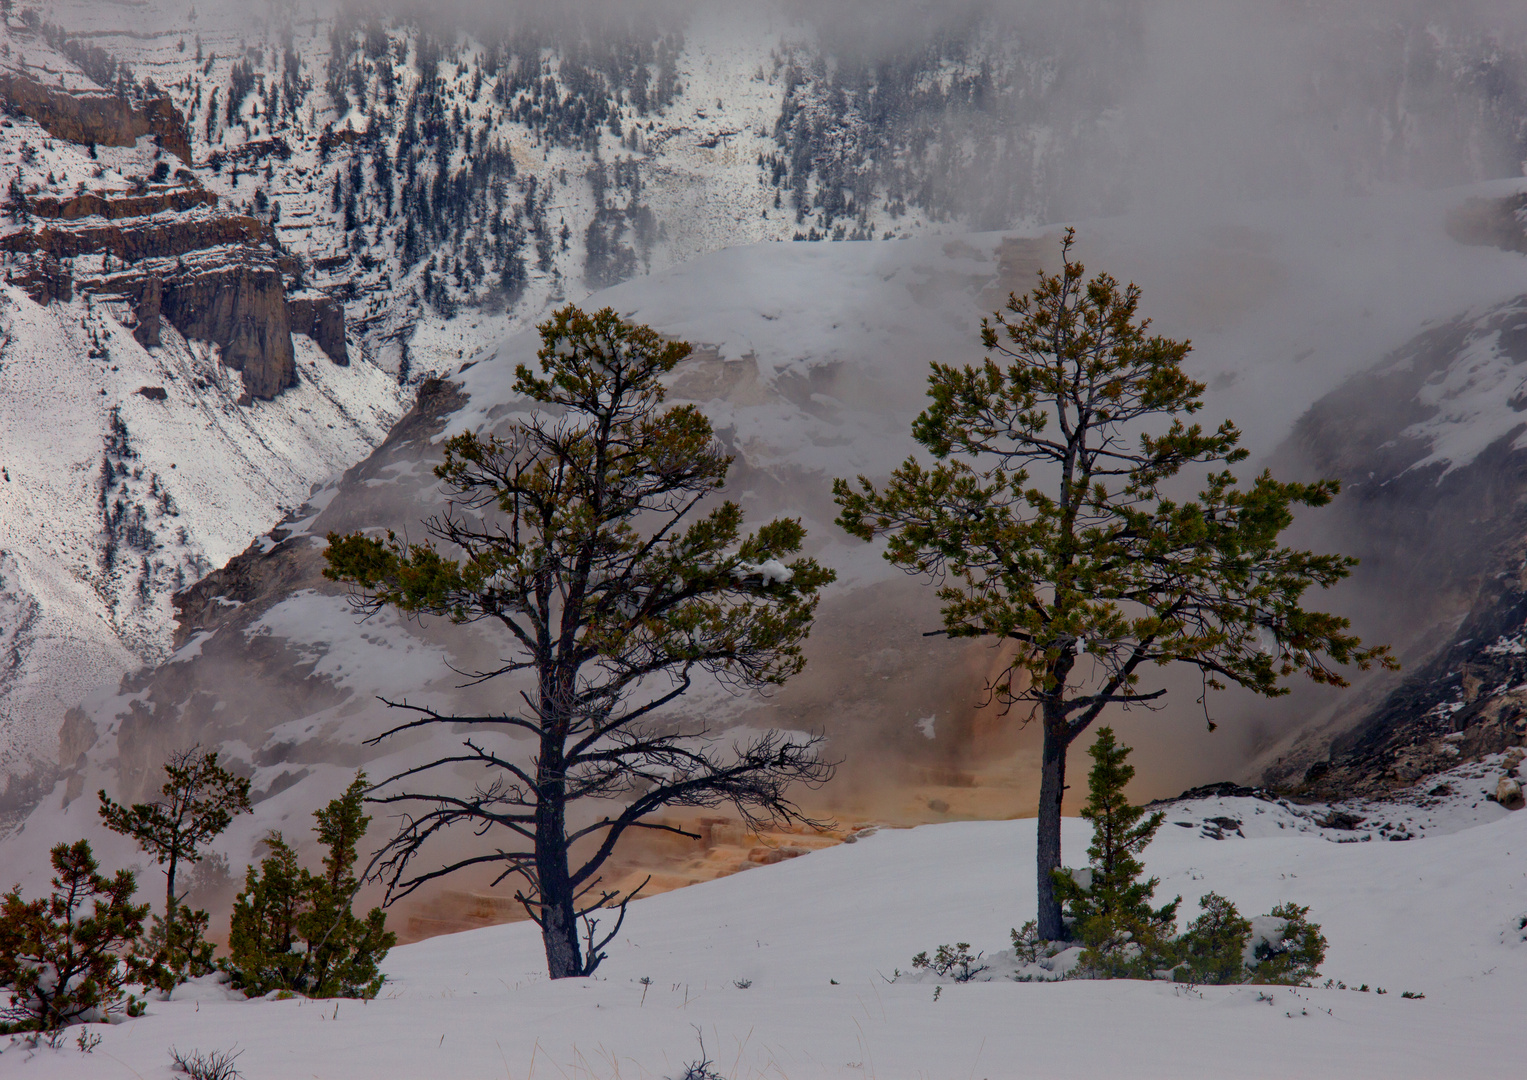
<box><xmin>1252</xmin><ymin>902</ymin><xmax>1328</xmax><ymax>985</ymax></box>
<box><xmin>1053</xmin><ymin>727</ymin><xmax>1180</xmax><ymax>976</ymax></box>
<box><xmin>1022</xmin><ymin>728</ymin><xmax>1327</xmax><ymax>986</ymax></box>
<box><xmin>98</xmin><ymin>746</ymin><xmax>252</xmax><ymax>991</ymax></box>
<box><xmin>224</xmin><ymin>775</ymin><xmax>395</xmax><ymax>999</ymax></box>
<box><xmin>226</xmin><ymin>831</ymin><xmax>307</xmax><ymax>995</ymax></box>
<box><xmin>834</xmin><ymin>228</ymin><xmax>1392</xmax><ymax>940</ymax></box>
<box><xmin>0</xmin><ymin>841</ymin><xmax>152</xmax><ymax>1032</ymax></box>
<box><xmin>323</xmin><ymin>305</ymin><xmax>835</xmax><ymax>980</ymax></box>
<box><xmin>1175</xmin><ymin>892</ymin><xmax>1254</xmax><ymax>985</ymax></box>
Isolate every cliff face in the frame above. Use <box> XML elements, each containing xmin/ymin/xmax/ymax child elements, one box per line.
<box><xmin>163</xmin><ymin>261</ymin><xmax>296</xmax><ymax>400</ymax></box>
<box><xmin>88</xmin><ymin>257</ymin><xmax>298</xmax><ymax>400</ymax></box>
<box><xmin>1264</xmin><ymin>290</ymin><xmax>1527</xmax><ymax>798</ymax></box>
<box><xmin>26</xmin><ymin>187</ymin><xmax>219</xmax><ymax>222</ymax></box>
<box><xmin>2</xmin><ymin>133</ymin><xmax>348</xmax><ymax>399</ymax></box>
<box><xmin>288</xmin><ymin>293</ymin><xmax>349</xmax><ymax>366</ymax></box>
<box><xmin>1</xmin><ymin>211</ymin><xmax>278</xmax><ymax>263</ymax></box>
<box><xmin>0</xmin><ymin>72</ymin><xmax>193</xmax><ymax>163</ymax></box>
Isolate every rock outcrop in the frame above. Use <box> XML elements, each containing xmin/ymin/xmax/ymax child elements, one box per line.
<box><xmin>4</xmin><ymin>180</ymin><xmax>348</xmax><ymax>398</ymax></box>
<box><xmin>25</xmin><ymin>186</ymin><xmax>218</xmax><ymax>222</ymax></box>
<box><xmin>0</xmin><ymin>71</ymin><xmax>193</xmax><ymax>163</ymax></box>
<box><xmin>1</xmin><ymin>209</ymin><xmax>277</xmax><ymax>262</ymax></box>
<box><xmin>1265</xmin><ymin>296</ymin><xmax>1527</xmax><ymax>798</ymax></box>
<box><xmin>287</xmin><ymin>292</ymin><xmax>349</xmax><ymax>365</ymax></box>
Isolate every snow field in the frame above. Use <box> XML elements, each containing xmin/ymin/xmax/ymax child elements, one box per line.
<box><xmin>2</xmin><ymin>799</ymin><xmax>1522</xmax><ymax>1079</ymax></box>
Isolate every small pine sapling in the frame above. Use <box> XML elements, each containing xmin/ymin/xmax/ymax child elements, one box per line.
<box><xmin>98</xmin><ymin>746</ymin><xmax>252</xmax><ymax>990</ymax></box>
<box><xmin>301</xmin><ymin>775</ymin><xmax>396</xmax><ymax>999</ymax></box>
<box><xmin>1052</xmin><ymin>727</ymin><xmax>1179</xmax><ymax>976</ymax></box>
<box><xmin>225</xmin><ymin>832</ymin><xmax>307</xmax><ymax>995</ymax></box>
<box><xmin>1175</xmin><ymin>892</ymin><xmax>1252</xmax><ymax>985</ymax></box>
<box><xmin>1009</xmin><ymin>920</ymin><xmax>1061</xmax><ymax>965</ymax></box>
<box><xmin>0</xmin><ymin>841</ymin><xmax>151</xmax><ymax>1031</ymax></box>
<box><xmin>224</xmin><ymin>774</ymin><xmax>395</xmax><ymax>998</ymax></box>
<box><xmin>1250</xmin><ymin>901</ymin><xmax>1327</xmax><ymax>985</ymax></box>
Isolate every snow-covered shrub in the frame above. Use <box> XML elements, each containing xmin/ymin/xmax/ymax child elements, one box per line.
<box><xmin>0</xmin><ymin>841</ymin><xmax>151</xmax><ymax>1032</ymax></box>
<box><xmin>1248</xmin><ymin>902</ymin><xmax>1328</xmax><ymax>984</ymax></box>
<box><xmin>1174</xmin><ymin>892</ymin><xmax>1252</xmax><ymax>985</ymax></box>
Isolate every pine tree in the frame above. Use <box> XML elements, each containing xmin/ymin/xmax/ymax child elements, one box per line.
<box><xmin>0</xmin><ymin>842</ymin><xmax>151</xmax><ymax>1031</ymax></box>
<box><xmin>301</xmin><ymin>775</ymin><xmax>394</xmax><ymax>999</ymax></box>
<box><xmin>98</xmin><ymin>746</ymin><xmax>251</xmax><ymax>990</ymax></box>
<box><xmin>1053</xmin><ymin>727</ymin><xmax>1178</xmax><ymax>974</ymax></box>
<box><xmin>224</xmin><ymin>775</ymin><xmax>395</xmax><ymax>999</ymax></box>
<box><xmin>225</xmin><ymin>832</ymin><xmax>306</xmax><ymax>994</ymax></box>
<box><xmin>834</xmin><ymin>229</ymin><xmax>1394</xmax><ymax>940</ymax></box>
<box><xmin>324</xmin><ymin>306</ymin><xmax>835</xmax><ymax>979</ymax></box>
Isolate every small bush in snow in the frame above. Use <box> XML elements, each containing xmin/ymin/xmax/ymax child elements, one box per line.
<box><xmin>1009</xmin><ymin>921</ymin><xmax>1053</xmax><ymax>964</ymax></box>
<box><xmin>926</xmin><ymin>730</ymin><xmax>1329</xmax><ymax>988</ymax></box>
<box><xmin>223</xmin><ymin>775</ymin><xmax>395</xmax><ymax>999</ymax></box>
<box><xmin>669</xmin><ymin>1028</ymin><xmax>725</xmax><ymax>1080</ymax></box>
<box><xmin>911</xmin><ymin>942</ymin><xmax>989</xmax><ymax>982</ymax></box>
<box><xmin>1174</xmin><ymin>892</ymin><xmax>1253</xmax><ymax>984</ymax></box>
<box><xmin>0</xmin><ymin>841</ymin><xmax>151</xmax><ymax>1032</ymax></box>
<box><xmin>1249</xmin><ymin>902</ymin><xmax>1327</xmax><ymax>985</ymax></box>
<box><xmin>169</xmin><ymin>1044</ymin><xmax>243</xmax><ymax>1080</ymax></box>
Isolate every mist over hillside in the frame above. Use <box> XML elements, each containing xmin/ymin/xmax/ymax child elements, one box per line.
<box><xmin>3</xmin><ymin>0</ymin><xmax>1527</xmax><ymax>944</ymax></box>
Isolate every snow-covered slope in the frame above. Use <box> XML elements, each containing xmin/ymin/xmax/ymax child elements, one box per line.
<box><xmin>7</xmin><ymin>0</ymin><xmax>1527</xmax><ymax>794</ymax></box>
<box><xmin>0</xmin><ymin>281</ymin><xmax>406</xmax><ymax>784</ymax></box>
<box><xmin>2</xmin><ymin>776</ymin><xmax>1522</xmax><ymax>1079</ymax></box>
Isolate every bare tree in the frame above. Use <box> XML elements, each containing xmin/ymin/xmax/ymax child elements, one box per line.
<box><xmin>325</xmin><ymin>305</ymin><xmax>836</xmax><ymax>978</ymax></box>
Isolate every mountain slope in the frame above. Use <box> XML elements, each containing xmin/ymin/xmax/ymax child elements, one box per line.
<box><xmin>6</xmin><ymin>185</ymin><xmax>1526</xmax><ymax>933</ymax></box>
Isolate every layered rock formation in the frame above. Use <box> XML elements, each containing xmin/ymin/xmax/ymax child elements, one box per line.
<box><xmin>3</xmin><ymin>174</ymin><xmax>348</xmax><ymax>399</ymax></box>
<box><xmin>0</xmin><ymin>70</ymin><xmax>193</xmax><ymax>163</ymax></box>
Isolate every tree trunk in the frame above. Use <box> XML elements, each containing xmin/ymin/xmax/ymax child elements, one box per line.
<box><xmin>536</xmin><ymin>747</ymin><xmax>583</xmax><ymax>978</ymax></box>
<box><xmin>165</xmin><ymin>849</ymin><xmax>180</xmax><ymax>936</ymax></box>
<box><xmin>1036</xmin><ymin>707</ymin><xmax>1068</xmax><ymax>941</ymax></box>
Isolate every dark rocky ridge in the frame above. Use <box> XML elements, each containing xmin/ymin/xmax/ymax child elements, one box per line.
<box><xmin>1263</xmin><ymin>286</ymin><xmax>1527</xmax><ymax>798</ymax></box>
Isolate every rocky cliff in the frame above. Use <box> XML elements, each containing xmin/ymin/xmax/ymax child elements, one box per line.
<box><xmin>0</xmin><ymin>71</ymin><xmax>194</xmax><ymax>163</ymax></box>
<box><xmin>1264</xmin><ymin>270</ymin><xmax>1527</xmax><ymax>798</ymax></box>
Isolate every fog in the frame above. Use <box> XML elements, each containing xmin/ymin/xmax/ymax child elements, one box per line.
<box><xmin>12</xmin><ymin>0</ymin><xmax>1527</xmax><ymax>933</ymax></box>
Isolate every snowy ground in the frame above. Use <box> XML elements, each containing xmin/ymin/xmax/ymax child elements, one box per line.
<box><xmin>2</xmin><ymin>759</ymin><xmax>1522</xmax><ymax>1079</ymax></box>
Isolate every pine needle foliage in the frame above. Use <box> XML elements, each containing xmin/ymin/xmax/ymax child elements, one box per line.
<box><xmin>98</xmin><ymin>746</ymin><xmax>252</xmax><ymax>990</ymax></box>
<box><xmin>833</xmin><ymin>228</ymin><xmax>1393</xmax><ymax>938</ymax></box>
<box><xmin>1175</xmin><ymin>892</ymin><xmax>1253</xmax><ymax>985</ymax></box>
<box><xmin>223</xmin><ymin>775</ymin><xmax>395</xmax><ymax>999</ymax></box>
<box><xmin>1054</xmin><ymin>727</ymin><xmax>1179</xmax><ymax>975</ymax></box>
<box><xmin>0</xmin><ymin>841</ymin><xmax>150</xmax><ymax>1031</ymax></box>
<box><xmin>324</xmin><ymin>305</ymin><xmax>836</xmax><ymax>979</ymax></box>
<box><xmin>1251</xmin><ymin>901</ymin><xmax>1328</xmax><ymax>985</ymax></box>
